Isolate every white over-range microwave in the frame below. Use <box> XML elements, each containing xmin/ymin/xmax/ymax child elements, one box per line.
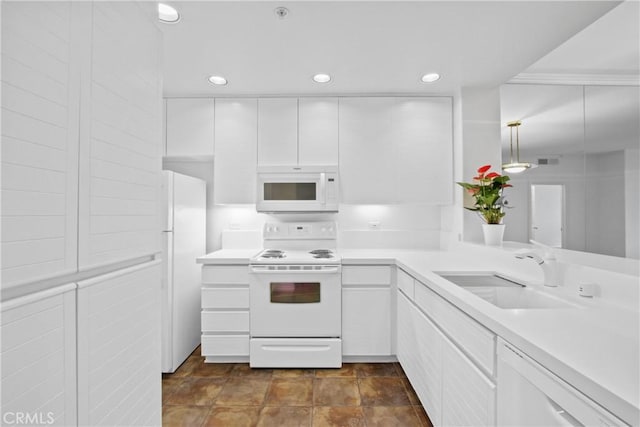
<box><xmin>256</xmin><ymin>165</ymin><xmax>339</xmax><ymax>213</ymax></box>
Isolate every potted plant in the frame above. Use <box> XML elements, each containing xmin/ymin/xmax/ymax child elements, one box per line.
<box><xmin>457</xmin><ymin>164</ymin><xmax>512</xmax><ymax>245</ymax></box>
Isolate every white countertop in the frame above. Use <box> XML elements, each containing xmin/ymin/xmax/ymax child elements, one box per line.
<box><xmin>197</xmin><ymin>249</ymin><xmax>260</xmax><ymax>265</ymax></box>
<box><xmin>197</xmin><ymin>246</ymin><xmax>639</xmax><ymax>425</ymax></box>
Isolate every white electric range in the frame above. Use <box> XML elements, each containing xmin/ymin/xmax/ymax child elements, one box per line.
<box><xmin>249</xmin><ymin>221</ymin><xmax>342</xmax><ymax>368</ymax></box>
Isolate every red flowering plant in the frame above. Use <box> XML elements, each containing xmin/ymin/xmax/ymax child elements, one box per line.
<box><xmin>457</xmin><ymin>165</ymin><xmax>512</xmax><ymax>224</ymax></box>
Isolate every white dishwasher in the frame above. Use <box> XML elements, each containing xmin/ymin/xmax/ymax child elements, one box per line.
<box><xmin>497</xmin><ymin>338</ymin><xmax>626</xmax><ymax>427</ymax></box>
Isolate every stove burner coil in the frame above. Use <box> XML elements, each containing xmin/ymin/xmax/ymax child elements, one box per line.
<box><xmin>309</xmin><ymin>249</ymin><xmax>333</xmax><ymax>255</ymax></box>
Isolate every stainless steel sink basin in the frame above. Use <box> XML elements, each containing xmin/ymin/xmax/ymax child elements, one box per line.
<box><xmin>435</xmin><ymin>272</ymin><xmax>579</xmax><ymax>310</ymax></box>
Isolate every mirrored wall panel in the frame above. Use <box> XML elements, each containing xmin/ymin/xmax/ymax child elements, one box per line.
<box><xmin>500</xmin><ymin>83</ymin><xmax>639</xmax><ymax>259</ymax></box>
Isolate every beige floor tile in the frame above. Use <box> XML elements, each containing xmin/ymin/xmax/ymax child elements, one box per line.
<box><xmin>363</xmin><ymin>406</ymin><xmax>423</xmax><ymax>426</ymax></box>
<box><xmin>231</xmin><ymin>364</ymin><xmax>274</xmax><ymax>379</ymax></box>
<box><xmin>257</xmin><ymin>407</ymin><xmax>312</xmax><ymax>427</ymax></box>
<box><xmin>190</xmin><ymin>362</ymin><xmax>235</xmax><ymax>377</ymax></box>
<box><xmin>315</xmin><ymin>364</ymin><xmax>356</xmax><ymax>378</ymax></box>
<box><xmin>165</xmin><ymin>377</ymin><xmax>226</xmax><ymax>406</ymax></box>
<box><xmin>413</xmin><ymin>405</ymin><xmax>434</xmax><ymax>427</ymax></box>
<box><xmin>265</xmin><ymin>378</ymin><xmax>313</xmax><ymax>406</ymax></box>
<box><xmin>162</xmin><ymin>404</ymin><xmax>210</xmax><ymax>426</ymax></box>
<box><xmin>312</xmin><ymin>406</ymin><xmax>366</xmax><ymax>427</ymax></box>
<box><xmin>203</xmin><ymin>406</ymin><xmax>261</xmax><ymax>427</ymax></box>
<box><xmin>313</xmin><ymin>378</ymin><xmax>361</xmax><ymax>407</ymax></box>
<box><xmin>273</xmin><ymin>368</ymin><xmax>315</xmax><ymax>378</ymax></box>
<box><xmin>162</xmin><ymin>377</ymin><xmax>183</xmax><ymax>403</ymax></box>
<box><xmin>216</xmin><ymin>377</ymin><xmax>270</xmax><ymax>406</ymax></box>
<box><xmin>401</xmin><ymin>377</ymin><xmax>421</xmax><ymax>405</ymax></box>
<box><xmin>358</xmin><ymin>377</ymin><xmax>411</xmax><ymax>406</ymax></box>
<box><xmin>354</xmin><ymin>363</ymin><xmax>399</xmax><ymax>377</ymax></box>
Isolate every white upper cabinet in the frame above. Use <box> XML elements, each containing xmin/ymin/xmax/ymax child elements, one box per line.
<box><xmin>166</xmin><ymin>98</ymin><xmax>215</xmax><ymax>156</ymax></box>
<box><xmin>214</xmin><ymin>99</ymin><xmax>258</xmax><ymax>204</ymax></box>
<box><xmin>393</xmin><ymin>97</ymin><xmax>453</xmax><ymax>204</ymax></box>
<box><xmin>78</xmin><ymin>2</ymin><xmax>162</xmax><ymax>269</ymax></box>
<box><xmin>257</xmin><ymin>98</ymin><xmax>298</xmax><ymax>165</ymax></box>
<box><xmin>298</xmin><ymin>98</ymin><xmax>339</xmax><ymax>165</ymax></box>
<box><xmin>1</xmin><ymin>1</ymin><xmax>79</xmax><ymax>286</ymax></box>
<box><xmin>339</xmin><ymin>97</ymin><xmax>396</xmax><ymax>203</ymax></box>
<box><xmin>339</xmin><ymin>97</ymin><xmax>453</xmax><ymax>204</ymax></box>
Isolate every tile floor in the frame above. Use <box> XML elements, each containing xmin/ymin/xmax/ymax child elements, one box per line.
<box><xmin>163</xmin><ymin>347</ymin><xmax>433</xmax><ymax>426</ymax></box>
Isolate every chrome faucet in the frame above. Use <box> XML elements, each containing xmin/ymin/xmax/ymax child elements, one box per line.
<box><xmin>514</xmin><ymin>241</ymin><xmax>560</xmax><ymax>287</ymax></box>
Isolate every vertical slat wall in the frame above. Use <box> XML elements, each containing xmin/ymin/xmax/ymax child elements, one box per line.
<box><xmin>0</xmin><ymin>288</ymin><xmax>77</xmax><ymax>426</ymax></box>
<box><xmin>0</xmin><ymin>2</ymin><xmax>79</xmax><ymax>287</ymax></box>
<box><xmin>78</xmin><ymin>2</ymin><xmax>162</xmax><ymax>269</ymax></box>
<box><xmin>77</xmin><ymin>261</ymin><xmax>161</xmax><ymax>426</ymax></box>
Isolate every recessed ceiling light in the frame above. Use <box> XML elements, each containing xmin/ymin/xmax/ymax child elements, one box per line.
<box><xmin>158</xmin><ymin>3</ymin><xmax>180</xmax><ymax>23</ymax></box>
<box><xmin>208</xmin><ymin>75</ymin><xmax>228</xmax><ymax>86</ymax></box>
<box><xmin>421</xmin><ymin>73</ymin><xmax>441</xmax><ymax>83</ymax></box>
<box><xmin>313</xmin><ymin>74</ymin><xmax>331</xmax><ymax>83</ymax></box>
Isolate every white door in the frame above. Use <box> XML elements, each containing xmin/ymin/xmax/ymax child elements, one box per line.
<box><xmin>531</xmin><ymin>184</ymin><xmax>564</xmax><ymax>248</ymax></box>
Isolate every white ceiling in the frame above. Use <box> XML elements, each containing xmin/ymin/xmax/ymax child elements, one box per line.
<box><xmin>160</xmin><ymin>1</ymin><xmax>620</xmax><ymax>97</ymax></box>
<box><xmin>516</xmin><ymin>0</ymin><xmax>640</xmax><ymax>77</ymax></box>
<box><xmin>501</xmin><ymin>1</ymin><xmax>640</xmax><ymax>158</ymax></box>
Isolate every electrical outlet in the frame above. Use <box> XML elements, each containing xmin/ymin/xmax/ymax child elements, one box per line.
<box><xmin>368</xmin><ymin>221</ymin><xmax>381</xmax><ymax>229</ymax></box>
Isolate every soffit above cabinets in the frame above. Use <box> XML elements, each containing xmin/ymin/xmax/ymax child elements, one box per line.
<box><xmin>160</xmin><ymin>1</ymin><xmax>619</xmax><ymax>96</ymax></box>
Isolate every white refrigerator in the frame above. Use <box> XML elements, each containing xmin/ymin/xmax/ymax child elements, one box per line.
<box><xmin>161</xmin><ymin>171</ymin><xmax>206</xmax><ymax>373</ymax></box>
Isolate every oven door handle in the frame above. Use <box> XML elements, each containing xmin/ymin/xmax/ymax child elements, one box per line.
<box><xmin>250</xmin><ymin>266</ymin><xmax>341</xmax><ymax>274</ymax></box>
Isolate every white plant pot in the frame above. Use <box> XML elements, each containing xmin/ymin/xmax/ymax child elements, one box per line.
<box><xmin>482</xmin><ymin>223</ymin><xmax>505</xmax><ymax>246</ymax></box>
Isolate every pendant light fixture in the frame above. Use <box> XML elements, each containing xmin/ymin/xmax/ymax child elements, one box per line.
<box><xmin>502</xmin><ymin>120</ymin><xmax>534</xmax><ymax>174</ymax></box>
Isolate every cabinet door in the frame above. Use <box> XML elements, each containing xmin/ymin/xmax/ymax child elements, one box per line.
<box><xmin>78</xmin><ymin>1</ymin><xmax>162</xmax><ymax>269</ymax></box>
<box><xmin>339</xmin><ymin>98</ymin><xmax>396</xmax><ymax>203</ymax></box>
<box><xmin>166</xmin><ymin>98</ymin><xmax>215</xmax><ymax>156</ymax></box>
<box><xmin>1</xmin><ymin>287</ymin><xmax>77</xmax><ymax>426</ymax></box>
<box><xmin>1</xmin><ymin>1</ymin><xmax>79</xmax><ymax>286</ymax></box>
<box><xmin>214</xmin><ymin>98</ymin><xmax>257</xmax><ymax>204</ymax></box>
<box><xmin>442</xmin><ymin>334</ymin><xmax>496</xmax><ymax>427</ymax></box>
<box><xmin>77</xmin><ymin>260</ymin><xmax>161</xmax><ymax>426</ymax></box>
<box><xmin>298</xmin><ymin>98</ymin><xmax>339</xmax><ymax>165</ymax></box>
<box><xmin>257</xmin><ymin>98</ymin><xmax>298</xmax><ymax>165</ymax></box>
<box><xmin>342</xmin><ymin>287</ymin><xmax>391</xmax><ymax>356</ymax></box>
<box><xmin>398</xmin><ymin>291</ymin><xmax>443</xmax><ymax>426</ymax></box>
<box><xmin>393</xmin><ymin>97</ymin><xmax>453</xmax><ymax>204</ymax></box>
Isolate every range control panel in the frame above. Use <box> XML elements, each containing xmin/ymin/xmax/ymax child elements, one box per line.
<box><xmin>263</xmin><ymin>221</ymin><xmax>336</xmax><ymax>240</ymax></box>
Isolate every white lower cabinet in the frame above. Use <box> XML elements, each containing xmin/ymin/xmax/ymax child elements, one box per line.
<box><xmin>201</xmin><ymin>265</ymin><xmax>250</xmax><ymax>361</ymax></box>
<box><xmin>341</xmin><ymin>266</ymin><xmax>392</xmax><ymax>357</ymax></box>
<box><xmin>342</xmin><ymin>287</ymin><xmax>391</xmax><ymax>356</ymax></box>
<box><xmin>442</xmin><ymin>333</ymin><xmax>496</xmax><ymax>426</ymax></box>
<box><xmin>397</xmin><ymin>291</ymin><xmax>443</xmax><ymax>425</ymax></box>
<box><xmin>397</xmin><ymin>276</ymin><xmax>496</xmax><ymax>427</ymax></box>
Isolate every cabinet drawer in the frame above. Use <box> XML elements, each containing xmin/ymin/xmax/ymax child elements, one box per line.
<box><xmin>202</xmin><ymin>287</ymin><xmax>249</xmax><ymax>309</ymax></box>
<box><xmin>201</xmin><ymin>311</ymin><xmax>249</xmax><ymax>332</ymax></box>
<box><xmin>201</xmin><ymin>335</ymin><xmax>249</xmax><ymax>356</ymax></box>
<box><xmin>342</xmin><ymin>266</ymin><xmax>391</xmax><ymax>285</ymax></box>
<box><xmin>415</xmin><ymin>281</ymin><xmax>496</xmax><ymax>376</ymax></box>
<box><xmin>202</xmin><ymin>265</ymin><xmax>249</xmax><ymax>285</ymax></box>
<box><xmin>397</xmin><ymin>269</ymin><xmax>415</xmax><ymax>299</ymax></box>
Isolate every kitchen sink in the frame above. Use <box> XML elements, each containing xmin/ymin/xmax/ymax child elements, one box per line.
<box><xmin>435</xmin><ymin>272</ymin><xmax>579</xmax><ymax>310</ymax></box>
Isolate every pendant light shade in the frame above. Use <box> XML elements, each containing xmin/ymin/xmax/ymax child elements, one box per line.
<box><xmin>502</xmin><ymin>121</ymin><xmax>535</xmax><ymax>174</ymax></box>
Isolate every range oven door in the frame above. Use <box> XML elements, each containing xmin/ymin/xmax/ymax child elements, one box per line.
<box><xmin>249</xmin><ymin>265</ymin><xmax>341</xmax><ymax>337</ymax></box>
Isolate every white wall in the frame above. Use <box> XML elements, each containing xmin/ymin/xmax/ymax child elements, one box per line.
<box><xmin>207</xmin><ymin>204</ymin><xmax>443</xmax><ymax>250</ymax></box>
<box><xmin>503</xmin><ymin>152</ymin><xmax>587</xmax><ymax>251</ymax></box>
<box><xmin>624</xmin><ymin>148</ymin><xmax>639</xmax><ymax>259</ymax></box>
<box><xmin>459</xmin><ymin>87</ymin><xmax>502</xmax><ymax>244</ymax></box>
<box><xmin>586</xmin><ymin>150</ymin><xmax>626</xmax><ymax>257</ymax></box>
<box><xmin>503</xmin><ymin>148</ymin><xmax>637</xmax><ymax>258</ymax></box>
